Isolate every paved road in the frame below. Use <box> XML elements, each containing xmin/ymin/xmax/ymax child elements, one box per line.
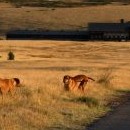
<box><xmin>86</xmin><ymin>98</ymin><xmax>130</xmax><ymax>130</ymax></box>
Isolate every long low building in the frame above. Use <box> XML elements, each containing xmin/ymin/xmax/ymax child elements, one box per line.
<box><xmin>88</xmin><ymin>19</ymin><xmax>130</xmax><ymax>41</ymax></box>
<box><xmin>6</xmin><ymin>30</ymin><xmax>89</xmax><ymax>41</ymax></box>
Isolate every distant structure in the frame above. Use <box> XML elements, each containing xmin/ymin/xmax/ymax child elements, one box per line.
<box><xmin>6</xmin><ymin>30</ymin><xmax>88</xmax><ymax>41</ymax></box>
<box><xmin>88</xmin><ymin>19</ymin><xmax>130</xmax><ymax>41</ymax></box>
<box><xmin>6</xmin><ymin>19</ymin><xmax>130</xmax><ymax>41</ymax></box>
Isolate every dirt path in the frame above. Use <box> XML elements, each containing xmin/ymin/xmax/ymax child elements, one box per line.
<box><xmin>86</xmin><ymin>96</ymin><xmax>130</xmax><ymax>130</ymax></box>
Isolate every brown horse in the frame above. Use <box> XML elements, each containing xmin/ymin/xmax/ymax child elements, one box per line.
<box><xmin>0</xmin><ymin>78</ymin><xmax>20</xmax><ymax>99</ymax></box>
<box><xmin>63</xmin><ymin>75</ymin><xmax>95</xmax><ymax>92</ymax></box>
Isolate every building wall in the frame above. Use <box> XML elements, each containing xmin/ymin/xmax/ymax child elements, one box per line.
<box><xmin>89</xmin><ymin>31</ymin><xmax>130</xmax><ymax>41</ymax></box>
<box><xmin>104</xmin><ymin>32</ymin><xmax>129</xmax><ymax>40</ymax></box>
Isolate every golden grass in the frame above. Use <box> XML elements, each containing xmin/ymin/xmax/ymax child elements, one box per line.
<box><xmin>0</xmin><ymin>40</ymin><xmax>130</xmax><ymax>130</ymax></box>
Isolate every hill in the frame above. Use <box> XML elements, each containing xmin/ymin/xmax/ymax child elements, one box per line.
<box><xmin>0</xmin><ymin>0</ymin><xmax>130</xmax><ymax>7</ymax></box>
<box><xmin>1</xmin><ymin>2</ymin><xmax>130</xmax><ymax>39</ymax></box>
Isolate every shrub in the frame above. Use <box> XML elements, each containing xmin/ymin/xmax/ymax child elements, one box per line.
<box><xmin>97</xmin><ymin>68</ymin><xmax>113</xmax><ymax>87</ymax></box>
<box><xmin>8</xmin><ymin>51</ymin><xmax>15</xmax><ymax>60</ymax></box>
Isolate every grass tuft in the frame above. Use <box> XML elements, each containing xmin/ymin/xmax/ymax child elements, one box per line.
<box><xmin>97</xmin><ymin>68</ymin><xmax>113</xmax><ymax>87</ymax></box>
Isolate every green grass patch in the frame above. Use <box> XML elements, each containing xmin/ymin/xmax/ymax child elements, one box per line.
<box><xmin>72</xmin><ymin>96</ymin><xmax>99</xmax><ymax>107</ymax></box>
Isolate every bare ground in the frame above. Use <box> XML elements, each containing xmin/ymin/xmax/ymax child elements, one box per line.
<box><xmin>87</xmin><ymin>94</ymin><xmax>130</xmax><ymax>130</ymax></box>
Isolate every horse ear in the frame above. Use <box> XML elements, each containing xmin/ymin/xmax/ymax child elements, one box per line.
<box><xmin>66</xmin><ymin>75</ymin><xmax>70</xmax><ymax>79</ymax></box>
<box><xmin>13</xmin><ymin>78</ymin><xmax>20</xmax><ymax>85</ymax></box>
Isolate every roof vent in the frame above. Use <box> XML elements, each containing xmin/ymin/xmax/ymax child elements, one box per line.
<box><xmin>120</xmin><ymin>19</ymin><xmax>124</xmax><ymax>23</ymax></box>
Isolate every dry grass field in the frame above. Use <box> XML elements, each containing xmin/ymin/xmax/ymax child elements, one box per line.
<box><xmin>0</xmin><ymin>40</ymin><xmax>130</xmax><ymax>130</ymax></box>
<box><xmin>1</xmin><ymin>2</ymin><xmax>130</xmax><ymax>38</ymax></box>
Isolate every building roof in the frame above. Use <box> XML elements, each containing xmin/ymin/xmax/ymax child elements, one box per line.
<box><xmin>88</xmin><ymin>23</ymin><xmax>130</xmax><ymax>32</ymax></box>
<box><xmin>6</xmin><ymin>30</ymin><xmax>89</xmax><ymax>40</ymax></box>
<box><xmin>7</xmin><ymin>30</ymin><xmax>87</xmax><ymax>36</ymax></box>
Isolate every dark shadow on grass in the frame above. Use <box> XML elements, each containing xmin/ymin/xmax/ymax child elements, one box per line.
<box><xmin>63</xmin><ymin>96</ymin><xmax>99</xmax><ymax>107</ymax></box>
<box><xmin>116</xmin><ymin>89</ymin><xmax>130</xmax><ymax>102</ymax></box>
<box><xmin>1</xmin><ymin>65</ymin><xmax>90</xmax><ymax>71</ymax></box>
<box><xmin>22</xmin><ymin>66</ymin><xmax>78</xmax><ymax>71</ymax></box>
<box><xmin>46</xmin><ymin>126</ymin><xmax>80</xmax><ymax>130</ymax></box>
